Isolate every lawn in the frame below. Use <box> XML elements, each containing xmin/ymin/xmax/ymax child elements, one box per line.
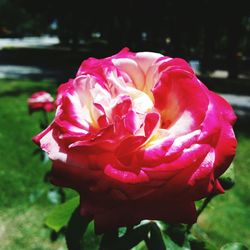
<box><xmin>0</xmin><ymin>78</ymin><xmax>249</xmax><ymax>249</ymax></box>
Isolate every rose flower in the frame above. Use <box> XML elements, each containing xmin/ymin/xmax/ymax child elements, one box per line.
<box><xmin>28</xmin><ymin>91</ymin><xmax>55</xmax><ymax>113</ymax></box>
<box><xmin>33</xmin><ymin>48</ymin><xmax>237</xmax><ymax>233</ymax></box>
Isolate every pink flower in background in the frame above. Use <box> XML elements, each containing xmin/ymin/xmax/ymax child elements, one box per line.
<box><xmin>33</xmin><ymin>48</ymin><xmax>237</xmax><ymax>232</ymax></box>
<box><xmin>28</xmin><ymin>91</ymin><xmax>55</xmax><ymax>113</ymax></box>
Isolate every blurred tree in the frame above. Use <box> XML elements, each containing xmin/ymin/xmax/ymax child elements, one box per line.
<box><xmin>0</xmin><ymin>0</ymin><xmax>51</xmax><ymax>36</ymax></box>
<box><xmin>1</xmin><ymin>0</ymin><xmax>250</xmax><ymax>78</ymax></box>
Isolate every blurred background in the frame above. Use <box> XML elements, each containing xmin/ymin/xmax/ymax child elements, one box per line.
<box><xmin>1</xmin><ymin>0</ymin><xmax>250</xmax><ymax>80</ymax></box>
<box><xmin>0</xmin><ymin>0</ymin><xmax>249</xmax><ymax>249</ymax></box>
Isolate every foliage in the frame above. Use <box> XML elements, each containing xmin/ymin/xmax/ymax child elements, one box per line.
<box><xmin>45</xmin><ymin>196</ymin><xmax>80</xmax><ymax>232</ymax></box>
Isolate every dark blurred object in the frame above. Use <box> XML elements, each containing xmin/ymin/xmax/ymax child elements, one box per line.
<box><xmin>1</xmin><ymin>0</ymin><xmax>250</xmax><ymax>79</ymax></box>
<box><xmin>0</xmin><ymin>26</ymin><xmax>12</xmax><ymax>36</ymax></box>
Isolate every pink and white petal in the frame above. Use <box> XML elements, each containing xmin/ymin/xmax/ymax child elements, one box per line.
<box><xmin>56</xmin><ymin>80</ymin><xmax>74</xmax><ymax>106</ymax></box>
<box><xmin>38</xmin><ymin>128</ymin><xmax>67</xmax><ymax>162</ymax></box>
<box><xmin>144</xmin><ymin>112</ymin><xmax>160</xmax><ymax>138</ymax></box>
<box><xmin>142</xmin><ymin>129</ymin><xmax>200</xmax><ymax>165</ymax></box>
<box><xmin>33</xmin><ymin>123</ymin><xmax>54</xmax><ymax>146</ymax></box>
<box><xmin>208</xmin><ymin>92</ymin><xmax>237</xmax><ymax>177</ymax></box>
<box><xmin>90</xmin><ymin>83</ymin><xmax>111</xmax><ymax>110</ymax></box>
<box><xmin>115</xmin><ymin>136</ymin><xmax>147</xmax><ymax>166</ymax></box>
<box><xmin>112</xmin><ymin>95</ymin><xmax>132</xmax><ymax>117</ymax></box>
<box><xmin>55</xmin><ymin>94</ymin><xmax>90</xmax><ymax>133</ymax></box>
<box><xmin>198</xmin><ymin>103</ymin><xmax>221</xmax><ymax>145</ymax></box>
<box><xmin>209</xmin><ymin>91</ymin><xmax>237</xmax><ymax>124</ymax></box>
<box><xmin>104</xmin><ymin>164</ymin><xmax>149</xmax><ymax>184</ymax></box>
<box><xmin>144</xmin><ymin>57</ymin><xmax>172</xmax><ymax>94</ymax></box>
<box><xmin>112</xmin><ymin>57</ymin><xmax>146</xmax><ymax>90</ymax></box>
<box><xmin>153</xmin><ymin>71</ymin><xmax>209</xmax><ymax>135</ymax></box>
<box><xmin>142</xmin><ymin>143</ymin><xmax>211</xmax><ymax>180</ymax></box>
<box><xmin>76</xmin><ymin>56</ymin><xmax>113</xmax><ymax>80</ymax></box>
<box><xmin>74</xmin><ymin>75</ymin><xmax>99</xmax><ymax>107</ymax></box>
<box><xmin>134</xmin><ymin>51</ymin><xmax>164</xmax><ymax>75</ymax></box>
<box><xmin>158</xmin><ymin>58</ymin><xmax>194</xmax><ymax>76</ymax></box>
<box><xmin>213</xmin><ymin>123</ymin><xmax>237</xmax><ymax>178</ymax></box>
<box><xmin>140</xmin><ymin>137</ymin><xmax>174</xmax><ymax>165</ymax></box>
<box><xmin>127</xmin><ymin>87</ymin><xmax>154</xmax><ymax>114</ymax></box>
<box><xmin>106</xmin><ymin>69</ymin><xmax>131</xmax><ymax>96</ymax></box>
<box><xmin>69</xmin><ymin>126</ymin><xmax>117</xmax><ymax>152</ymax></box>
<box><xmin>187</xmin><ymin>149</ymin><xmax>216</xmax><ymax>198</ymax></box>
<box><xmin>124</xmin><ymin>110</ymin><xmax>141</xmax><ymax>134</ymax></box>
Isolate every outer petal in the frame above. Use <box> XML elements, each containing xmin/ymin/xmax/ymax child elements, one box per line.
<box><xmin>152</xmin><ymin>70</ymin><xmax>209</xmax><ymax>135</ymax></box>
<box><xmin>112</xmin><ymin>57</ymin><xmax>145</xmax><ymax>90</ymax></box>
<box><xmin>93</xmin><ymin>199</ymin><xmax>196</xmax><ymax>233</ymax></box>
<box><xmin>134</xmin><ymin>51</ymin><xmax>164</xmax><ymax>75</ymax></box>
<box><xmin>208</xmin><ymin>91</ymin><xmax>237</xmax><ymax>177</ymax></box>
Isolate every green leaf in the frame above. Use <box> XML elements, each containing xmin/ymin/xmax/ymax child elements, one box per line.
<box><xmin>162</xmin><ymin>235</ymin><xmax>184</xmax><ymax>250</ymax></box>
<box><xmin>100</xmin><ymin>222</ymin><xmax>166</xmax><ymax>250</ymax></box>
<box><xmin>187</xmin><ymin>234</ymin><xmax>206</xmax><ymax>250</ymax></box>
<box><xmin>100</xmin><ymin>223</ymin><xmax>151</xmax><ymax>250</ymax></box>
<box><xmin>65</xmin><ymin>206</ymin><xmax>92</xmax><ymax>250</ymax></box>
<box><xmin>146</xmin><ymin>222</ymin><xmax>166</xmax><ymax>250</ymax></box>
<box><xmin>118</xmin><ymin>227</ymin><xmax>127</xmax><ymax>237</ymax></box>
<box><xmin>165</xmin><ymin>224</ymin><xmax>187</xmax><ymax>246</ymax></box>
<box><xmin>45</xmin><ymin>195</ymin><xmax>80</xmax><ymax>232</ymax></box>
<box><xmin>121</xmin><ymin>223</ymin><xmax>152</xmax><ymax>250</ymax></box>
<box><xmin>195</xmin><ymin>199</ymin><xmax>204</xmax><ymax>210</ymax></box>
<box><xmin>220</xmin><ymin>242</ymin><xmax>248</xmax><ymax>250</ymax></box>
<box><xmin>219</xmin><ymin>163</ymin><xmax>235</xmax><ymax>190</ymax></box>
<box><xmin>132</xmin><ymin>241</ymin><xmax>147</xmax><ymax>250</ymax></box>
<box><xmin>190</xmin><ymin>224</ymin><xmax>216</xmax><ymax>250</ymax></box>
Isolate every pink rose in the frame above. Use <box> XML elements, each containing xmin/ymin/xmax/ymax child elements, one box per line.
<box><xmin>28</xmin><ymin>91</ymin><xmax>55</xmax><ymax>113</ymax></box>
<box><xmin>33</xmin><ymin>48</ymin><xmax>237</xmax><ymax>232</ymax></box>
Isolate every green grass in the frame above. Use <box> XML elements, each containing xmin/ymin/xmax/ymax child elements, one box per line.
<box><xmin>0</xmin><ymin>78</ymin><xmax>101</xmax><ymax>250</ymax></box>
<box><xmin>196</xmin><ymin>134</ymin><xmax>250</xmax><ymax>248</ymax></box>
<box><xmin>0</xmin><ymin>78</ymin><xmax>249</xmax><ymax>249</ymax></box>
<box><xmin>0</xmin><ymin>79</ymin><xmax>64</xmax><ymax>249</ymax></box>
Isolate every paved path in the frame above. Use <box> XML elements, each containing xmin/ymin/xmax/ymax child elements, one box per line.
<box><xmin>220</xmin><ymin>94</ymin><xmax>250</xmax><ymax>119</ymax></box>
<box><xmin>221</xmin><ymin>94</ymin><xmax>250</xmax><ymax>109</ymax></box>
<box><xmin>0</xmin><ymin>36</ymin><xmax>64</xmax><ymax>80</ymax></box>
<box><xmin>0</xmin><ymin>64</ymin><xmax>62</xmax><ymax>79</ymax></box>
<box><xmin>0</xmin><ymin>36</ymin><xmax>59</xmax><ymax>50</ymax></box>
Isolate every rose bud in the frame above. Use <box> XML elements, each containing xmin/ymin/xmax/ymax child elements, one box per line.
<box><xmin>33</xmin><ymin>48</ymin><xmax>237</xmax><ymax>233</ymax></box>
<box><xmin>28</xmin><ymin>91</ymin><xmax>55</xmax><ymax>113</ymax></box>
